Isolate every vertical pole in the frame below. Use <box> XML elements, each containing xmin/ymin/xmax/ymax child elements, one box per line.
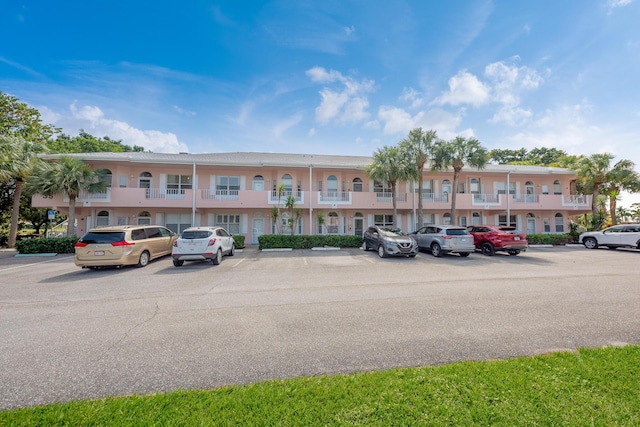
<box><xmin>192</xmin><ymin>161</ymin><xmax>196</xmax><ymax>227</ymax></box>
<box><xmin>309</xmin><ymin>165</ymin><xmax>313</xmax><ymax>235</ymax></box>
<box><xmin>507</xmin><ymin>171</ymin><xmax>511</xmax><ymax>227</ymax></box>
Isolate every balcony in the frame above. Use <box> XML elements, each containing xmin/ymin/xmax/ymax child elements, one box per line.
<box><xmin>268</xmin><ymin>190</ymin><xmax>304</xmax><ymax>205</ymax></box>
<box><xmin>318</xmin><ymin>191</ymin><xmax>352</xmax><ymax>205</ymax></box>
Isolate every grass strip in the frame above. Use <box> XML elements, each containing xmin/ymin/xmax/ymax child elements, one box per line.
<box><xmin>1</xmin><ymin>345</ymin><xmax>639</xmax><ymax>426</ymax></box>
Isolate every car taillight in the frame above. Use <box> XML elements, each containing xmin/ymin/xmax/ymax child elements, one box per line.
<box><xmin>442</xmin><ymin>235</ymin><xmax>455</xmax><ymax>239</ymax></box>
<box><xmin>75</xmin><ymin>242</ymin><xmax>88</xmax><ymax>247</ymax></box>
<box><xmin>111</xmin><ymin>241</ymin><xmax>135</xmax><ymax>247</ymax></box>
<box><xmin>173</xmin><ymin>241</ymin><xmax>178</xmax><ymax>247</ymax></box>
<box><xmin>208</xmin><ymin>238</ymin><xmax>217</xmax><ymax>246</ymax></box>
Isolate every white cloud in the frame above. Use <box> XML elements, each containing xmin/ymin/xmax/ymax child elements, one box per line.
<box><xmin>377</xmin><ymin>105</ymin><xmax>462</xmax><ymax>136</ymax></box>
<box><xmin>344</xmin><ymin>25</ymin><xmax>355</xmax><ymax>36</ymax></box>
<box><xmin>173</xmin><ymin>105</ymin><xmax>196</xmax><ymax>116</ymax></box>
<box><xmin>399</xmin><ymin>87</ymin><xmax>425</xmax><ymax>108</ymax></box>
<box><xmin>58</xmin><ymin>102</ymin><xmax>189</xmax><ymax>153</ymax></box>
<box><xmin>432</xmin><ymin>70</ymin><xmax>490</xmax><ymax>107</ymax></box>
<box><xmin>273</xmin><ymin>113</ymin><xmax>303</xmax><ymax>138</ymax></box>
<box><xmin>307</xmin><ymin>67</ymin><xmax>374</xmax><ymax>124</ymax></box>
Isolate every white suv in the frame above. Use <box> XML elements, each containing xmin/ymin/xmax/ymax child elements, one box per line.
<box><xmin>171</xmin><ymin>226</ymin><xmax>235</xmax><ymax>267</ymax></box>
<box><xmin>579</xmin><ymin>224</ymin><xmax>640</xmax><ymax>250</ymax></box>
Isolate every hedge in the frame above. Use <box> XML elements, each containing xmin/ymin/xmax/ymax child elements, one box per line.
<box><xmin>258</xmin><ymin>234</ymin><xmax>363</xmax><ymax>250</ymax></box>
<box><xmin>525</xmin><ymin>233</ymin><xmax>575</xmax><ymax>245</ymax></box>
<box><xmin>15</xmin><ymin>237</ymin><xmax>79</xmax><ymax>254</ymax></box>
<box><xmin>232</xmin><ymin>235</ymin><xmax>245</xmax><ymax>249</ymax></box>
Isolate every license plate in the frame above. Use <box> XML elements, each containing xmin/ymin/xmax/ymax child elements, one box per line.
<box><xmin>94</xmin><ymin>251</ymin><xmax>105</xmax><ymax>256</ymax></box>
<box><xmin>514</xmin><ymin>237</ymin><xmax>520</xmax><ymax>240</ymax></box>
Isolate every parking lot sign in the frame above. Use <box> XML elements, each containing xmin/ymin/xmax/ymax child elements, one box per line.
<box><xmin>47</xmin><ymin>210</ymin><xmax>55</xmax><ymax>220</ymax></box>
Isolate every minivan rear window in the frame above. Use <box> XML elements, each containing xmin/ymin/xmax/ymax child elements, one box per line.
<box><xmin>181</xmin><ymin>230</ymin><xmax>213</xmax><ymax>239</ymax></box>
<box><xmin>80</xmin><ymin>232</ymin><xmax>125</xmax><ymax>244</ymax></box>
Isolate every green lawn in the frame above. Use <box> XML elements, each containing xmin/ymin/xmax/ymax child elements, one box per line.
<box><xmin>2</xmin><ymin>345</ymin><xmax>639</xmax><ymax>426</ymax></box>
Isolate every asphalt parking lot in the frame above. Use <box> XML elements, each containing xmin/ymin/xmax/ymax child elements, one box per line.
<box><xmin>1</xmin><ymin>246</ymin><xmax>639</xmax><ymax>410</ymax></box>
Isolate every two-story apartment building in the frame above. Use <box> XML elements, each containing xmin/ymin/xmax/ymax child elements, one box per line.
<box><xmin>32</xmin><ymin>152</ymin><xmax>591</xmax><ymax>243</ymax></box>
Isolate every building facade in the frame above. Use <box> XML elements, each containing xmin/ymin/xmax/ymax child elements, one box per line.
<box><xmin>32</xmin><ymin>152</ymin><xmax>592</xmax><ymax>242</ymax></box>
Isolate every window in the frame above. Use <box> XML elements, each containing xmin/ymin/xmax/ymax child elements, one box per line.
<box><xmin>470</xmin><ymin>178</ymin><xmax>480</xmax><ymax>193</ymax></box>
<box><xmin>327</xmin><ymin>212</ymin><xmax>339</xmax><ymax>234</ymax></box>
<box><xmin>119</xmin><ymin>176</ymin><xmax>127</xmax><ymax>188</ymax></box>
<box><xmin>443</xmin><ymin>213</ymin><xmax>451</xmax><ymax>225</ymax></box>
<box><xmin>374</xmin><ymin>214</ymin><xmax>393</xmax><ymax>227</ymax></box>
<box><xmin>471</xmin><ymin>212</ymin><xmax>482</xmax><ymax>225</ymax></box>
<box><xmin>139</xmin><ymin>172</ymin><xmax>152</xmax><ymax>190</ymax></box>
<box><xmin>281</xmin><ymin>174</ymin><xmax>293</xmax><ymax>193</ymax></box>
<box><xmin>97</xmin><ymin>169</ymin><xmax>112</xmax><ymax>187</ymax></box>
<box><xmin>459</xmin><ymin>216</ymin><xmax>467</xmax><ymax>227</ymax></box>
<box><xmin>496</xmin><ymin>182</ymin><xmax>516</xmax><ymax>195</ymax></box>
<box><xmin>442</xmin><ymin>179</ymin><xmax>452</xmax><ymax>194</ymax></box>
<box><xmin>541</xmin><ymin>185</ymin><xmax>549</xmax><ymax>195</ymax></box>
<box><xmin>216</xmin><ymin>176</ymin><xmax>240</xmax><ymax>195</ymax></box>
<box><xmin>352</xmin><ymin>178</ymin><xmax>363</xmax><ymax>192</ymax></box>
<box><xmin>165</xmin><ymin>213</ymin><xmax>191</xmax><ymax>233</ymax></box>
<box><xmin>96</xmin><ymin>210</ymin><xmax>109</xmax><ymax>227</ymax></box>
<box><xmin>137</xmin><ymin>211</ymin><xmax>151</xmax><ymax>225</ymax></box>
<box><xmin>216</xmin><ymin>214</ymin><xmax>240</xmax><ymax>235</ymax></box>
<box><xmin>499</xmin><ymin>215</ymin><xmax>517</xmax><ymax>226</ymax></box>
<box><xmin>422</xmin><ymin>213</ymin><xmax>435</xmax><ymax>226</ymax></box>
<box><xmin>553</xmin><ymin>180</ymin><xmax>562</xmax><ymax>195</ymax></box>
<box><xmin>252</xmin><ymin>175</ymin><xmax>264</xmax><ymax>191</ymax></box>
<box><xmin>374</xmin><ymin>181</ymin><xmax>391</xmax><ymax>194</ymax></box>
<box><xmin>167</xmin><ymin>174</ymin><xmax>192</xmax><ymax>194</ymax></box>
<box><xmin>544</xmin><ymin>218</ymin><xmax>551</xmax><ymax>233</ymax></box>
<box><xmin>555</xmin><ymin>213</ymin><xmax>564</xmax><ymax>232</ymax></box>
<box><xmin>327</xmin><ymin>175</ymin><xmax>338</xmax><ymax>196</ymax></box>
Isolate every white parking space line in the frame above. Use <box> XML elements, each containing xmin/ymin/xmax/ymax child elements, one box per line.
<box><xmin>362</xmin><ymin>256</ymin><xmax>375</xmax><ymax>264</ymax></box>
<box><xmin>231</xmin><ymin>258</ymin><xmax>246</xmax><ymax>268</ymax></box>
<box><xmin>0</xmin><ymin>255</ymin><xmax>74</xmax><ymax>272</ymax></box>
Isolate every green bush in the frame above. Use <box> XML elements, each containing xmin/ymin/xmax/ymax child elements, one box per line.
<box><xmin>258</xmin><ymin>234</ymin><xmax>363</xmax><ymax>250</ymax></box>
<box><xmin>15</xmin><ymin>237</ymin><xmax>79</xmax><ymax>254</ymax></box>
<box><xmin>0</xmin><ymin>232</ymin><xmax>7</xmax><ymax>248</ymax></box>
<box><xmin>526</xmin><ymin>233</ymin><xmax>574</xmax><ymax>245</ymax></box>
<box><xmin>232</xmin><ymin>234</ymin><xmax>245</xmax><ymax>249</ymax></box>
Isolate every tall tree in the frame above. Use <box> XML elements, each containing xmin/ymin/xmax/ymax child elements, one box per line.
<box><xmin>599</xmin><ymin>159</ymin><xmax>640</xmax><ymax>225</ymax></box>
<box><xmin>576</xmin><ymin>153</ymin><xmax>617</xmax><ymax>228</ymax></box>
<box><xmin>1</xmin><ymin>135</ymin><xmax>46</xmax><ymax>247</ymax></box>
<box><xmin>366</xmin><ymin>145</ymin><xmax>412</xmax><ymax>228</ymax></box>
<box><xmin>490</xmin><ymin>148</ymin><xmax>528</xmax><ymax>164</ymax></box>
<box><xmin>431</xmin><ymin>136</ymin><xmax>489</xmax><ymax>224</ymax></box>
<box><xmin>0</xmin><ymin>91</ymin><xmax>59</xmax><ymax>143</ymax></box>
<box><xmin>25</xmin><ymin>157</ymin><xmax>106</xmax><ymax>237</ymax></box>
<box><xmin>47</xmin><ymin>130</ymin><xmax>145</xmax><ymax>153</ymax></box>
<box><xmin>400</xmin><ymin>128</ymin><xmax>437</xmax><ymax>229</ymax></box>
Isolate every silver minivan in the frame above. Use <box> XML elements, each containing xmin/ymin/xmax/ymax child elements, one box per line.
<box><xmin>409</xmin><ymin>225</ymin><xmax>475</xmax><ymax>257</ymax></box>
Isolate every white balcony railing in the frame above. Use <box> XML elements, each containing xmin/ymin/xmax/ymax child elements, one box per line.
<box><xmin>201</xmin><ymin>189</ymin><xmax>239</xmax><ymax>201</ymax></box>
<box><xmin>268</xmin><ymin>190</ymin><xmax>304</xmax><ymax>204</ymax></box>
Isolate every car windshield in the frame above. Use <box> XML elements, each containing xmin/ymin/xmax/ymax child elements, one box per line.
<box><xmin>379</xmin><ymin>227</ymin><xmax>405</xmax><ymax>236</ymax></box>
<box><xmin>181</xmin><ymin>230</ymin><xmax>213</xmax><ymax>239</ymax></box>
<box><xmin>79</xmin><ymin>232</ymin><xmax>125</xmax><ymax>244</ymax></box>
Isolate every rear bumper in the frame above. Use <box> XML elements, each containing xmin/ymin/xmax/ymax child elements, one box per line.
<box><xmin>172</xmin><ymin>253</ymin><xmax>214</xmax><ymax>261</ymax></box>
<box><xmin>497</xmin><ymin>244</ymin><xmax>529</xmax><ymax>251</ymax></box>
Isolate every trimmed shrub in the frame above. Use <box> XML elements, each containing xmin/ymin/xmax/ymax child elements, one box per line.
<box><xmin>233</xmin><ymin>234</ymin><xmax>245</xmax><ymax>249</ymax></box>
<box><xmin>15</xmin><ymin>237</ymin><xmax>79</xmax><ymax>254</ymax></box>
<box><xmin>526</xmin><ymin>233</ymin><xmax>574</xmax><ymax>245</ymax></box>
<box><xmin>258</xmin><ymin>234</ymin><xmax>363</xmax><ymax>250</ymax></box>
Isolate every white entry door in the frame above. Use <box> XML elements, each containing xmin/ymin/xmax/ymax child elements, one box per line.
<box><xmin>527</xmin><ymin>217</ymin><xmax>536</xmax><ymax>235</ymax></box>
<box><xmin>252</xmin><ymin>218</ymin><xmax>264</xmax><ymax>244</ymax></box>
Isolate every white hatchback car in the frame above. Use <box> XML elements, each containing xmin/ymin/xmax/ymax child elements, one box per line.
<box><xmin>171</xmin><ymin>226</ymin><xmax>235</xmax><ymax>267</ymax></box>
<box><xmin>579</xmin><ymin>224</ymin><xmax>640</xmax><ymax>250</ymax></box>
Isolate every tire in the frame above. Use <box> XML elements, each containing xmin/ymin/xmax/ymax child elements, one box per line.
<box><xmin>459</xmin><ymin>252</ymin><xmax>470</xmax><ymax>257</ymax></box>
<box><xmin>363</xmin><ymin>241</ymin><xmax>369</xmax><ymax>251</ymax></box>
<box><xmin>136</xmin><ymin>251</ymin><xmax>150</xmax><ymax>267</ymax></box>
<box><xmin>431</xmin><ymin>243</ymin><xmax>442</xmax><ymax>257</ymax></box>
<box><xmin>229</xmin><ymin>244</ymin><xmax>235</xmax><ymax>256</ymax></box>
<box><xmin>409</xmin><ymin>253</ymin><xmax>417</xmax><ymax>258</ymax></box>
<box><xmin>212</xmin><ymin>248</ymin><xmax>222</xmax><ymax>265</ymax></box>
<box><xmin>173</xmin><ymin>259</ymin><xmax>184</xmax><ymax>267</ymax></box>
<box><xmin>508</xmin><ymin>250</ymin><xmax>520</xmax><ymax>256</ymax></box>
<box><xmin>378</xmin><ymin>245</ymin><xmax>387</xmax><ymax>258</ymax></box>
<box><xmin>481</xmin><ymin>242</ymin><xmax>495</xmax><ymax>256</ymax></box>
<box><xmin>583</xmin><ymin>237</ymin><xmax>598</xmax><ymax>249</ymax></box>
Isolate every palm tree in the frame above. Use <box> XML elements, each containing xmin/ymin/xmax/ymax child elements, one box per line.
<box><xmin>431</xmin><ymin>136</ymin><xmax>488</xmax><ymax>224</ymax></box>
<box><xmin>575</xmin><ymin>153</ymin><xmax>639</xmax><ymax>228</ymax></box>
<box><xmin>25</xmin><ymin>156</ymin><xmax>106</xmax><ymax>237</ymax></box>
<box><xmin>366</xmin><ymin>145</ymin><xmax>412</xmax><ymax>228</ymax></box>
<box><xmin>0</xmin><ymin>135</ymin><xmax>46</xmax><ymax>247</ymax></box>
<box><xmin>400</xmin><ymin>128</ymin><xmax>438</xmax><ymax>229</ymax></box>
<box><xmin>600</xmin><ymin>159</ymin><xmax>640</xmax><ymax>225</ymax></box>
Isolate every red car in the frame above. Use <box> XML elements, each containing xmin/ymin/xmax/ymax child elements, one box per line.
<box><xmin>466</xmin><ymin>225</ymin><xmax>528</xmax><ymax>256</ymax></box>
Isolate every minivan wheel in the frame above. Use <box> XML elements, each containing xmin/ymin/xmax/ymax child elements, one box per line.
<box><xmin>583</xmin><ymin>237</ymin><xmax>598</xmax><ymax>249</ymax></box>
<box><xmin>431</xmin><ymin>243</ymin><xmax>442</xmax><ymax>257</ymax></box>
<box><xmin>212</xmin><ymin>248</ymin><xmax>222</xmax><ymax>265</ymax></box>
<box><xmin>137</xmin><ymin>251</ymin><xmax>150</xmax><ymax>267</ymax></box>
<box><xmin>173</xmin><ymin>259</ymin><xmax>184</xmax><ymax>267</ymax></box>
<box><xmin>481</xmin><ymin>242</ymin><xmax>495</xmax><ymax>256</ymax></box>
<box><xmin>378</xmin><ymin>245</ymin><xmax>387</xmax><ymax>258</ymax></box>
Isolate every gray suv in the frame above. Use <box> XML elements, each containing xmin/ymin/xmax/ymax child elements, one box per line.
<box><xmin>409</xmin><ymin>225</ymin><xmax>475</xmax><ymax>257</ymax></box>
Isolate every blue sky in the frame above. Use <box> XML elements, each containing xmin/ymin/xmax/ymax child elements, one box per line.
<box><xmin>2</xmin><ymin>1</ymin><xmax>640</xmax><ymax>204</ymax></box>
